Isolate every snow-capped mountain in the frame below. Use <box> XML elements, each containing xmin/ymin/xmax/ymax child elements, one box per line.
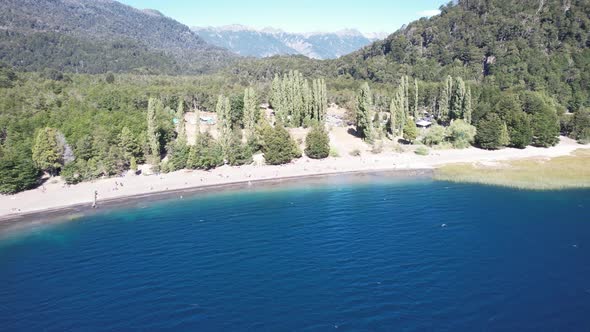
<box><xmin>192</xmin><ymin>26</ymin><xmax>385</xmax><ymax>59</ymax></box>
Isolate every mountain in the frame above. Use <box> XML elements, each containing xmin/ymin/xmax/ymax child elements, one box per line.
<box><xmin>334</xmin><ymin>0</ymin><xmax>590</xmax><ymax>110</ymax></box>
<box><xmin>192</xmin><ymin>26</ymin><xmax>379</xmax><ymax>59</ymax></box>
<box><xmin>0</xmin><ymin>0</ymin><xmax>236</xmax><ymax>74</ymax></box>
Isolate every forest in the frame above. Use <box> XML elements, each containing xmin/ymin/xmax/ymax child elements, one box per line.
<box><xmin>0</xmin><ymin>0</ymin><xmax>589</xmax><ymax>194</ymax></box>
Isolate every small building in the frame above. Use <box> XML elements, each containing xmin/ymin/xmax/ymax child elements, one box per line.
<box><xmin>416</xmin><ymin>119</ymin><xmax>432</xmax><ymax>128</ymax></box>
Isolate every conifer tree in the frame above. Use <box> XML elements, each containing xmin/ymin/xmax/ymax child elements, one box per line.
<box><xmin>305</xmin><ymin>124</ymin><xmax>330</xmax><ymax>159</ymax></box>
<box><xmin>119</xmin><ymin>126</ymin><xmax>140</xmax><ymax>161</ymax></box>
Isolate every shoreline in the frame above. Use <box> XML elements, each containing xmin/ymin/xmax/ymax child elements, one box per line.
<box><xmin>0</xmin><ymin>136</ymin><xmax>588</xmax><ymax>232</ymax></box>
<box><xmin>0</xmin><ymin>169</ymin><xmax>432</xmax><ymax>235</ymax></box>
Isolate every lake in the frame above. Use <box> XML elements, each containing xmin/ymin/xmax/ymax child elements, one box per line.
<box><xmin>1</xmin><ymin>177</ymin><xmax>589</xmax><ymax>331</ymax></box>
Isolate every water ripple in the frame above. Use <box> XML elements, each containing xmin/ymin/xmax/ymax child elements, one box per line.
<box><xmin>1</xmin><ymin>181</ymin><xmax>590</xmax><ymax>331</ymax></box>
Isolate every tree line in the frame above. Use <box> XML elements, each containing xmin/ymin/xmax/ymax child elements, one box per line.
<box><xmin>0</xmin><ymin>68</ymin><xmax>588</xmax><ymax>194</ymax></box>
<box><xmin>270</xmin><ymin>71</ymin><xmax>328</xmax><ymax>128</ymax></box>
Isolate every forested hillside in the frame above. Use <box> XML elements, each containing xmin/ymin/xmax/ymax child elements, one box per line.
<box><xmin>0</xmin><ymin>0</ymin><xmax>589</xmax><ymax>195</ymax></box>
<box><xmin>334</xmin><ymin>0</ymin><xmax>590</xmax><ymax>111</ymax></box>
<box><xmin>0</xmin><ymin>0</ymin><xmax>236</xmax><ymax>74</ymax></box>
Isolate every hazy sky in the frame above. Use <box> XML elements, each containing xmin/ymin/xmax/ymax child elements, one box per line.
<box><xmin>116</xmin><ymin>0</ymin><xmax>446</xmax><ymax>34</ymax></box>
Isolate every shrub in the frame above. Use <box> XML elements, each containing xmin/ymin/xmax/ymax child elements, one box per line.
<box><xmin>130</xmin><ymin>156</ymin><xmax>138</xmax><ymax>172</ymax></box>
<box><xmin>263</xmin><ymin>124</ymin><xmax>300</xmax><ymax>165</ymax></box>
<box><xmin>61</xmin><ymin>162</ymin><xmax>84</xmax><ymax>184</ymax></box>
<box><xmin>423</xmin><ymin>125</ymin><xmax>446</xmax><ymax>146</ymax></box>
<box><xmin>392</xmin><ymin>144</ymin><xmax>405</xmax><ymax>153</ymax></box>
<box><xmin>228</xmin><ymin>135</ymin><xmax>253</xmax><ymax>166</ymax></box>
<box><xmin>251</xmin><ymin>118</ymin><xmax>274</xmax><ymax>153</ymax></box>
<box><xmin>403</xmin><ymin>122</ymin><xmax>418</xmax><ymax>143</ymax></box>
<box><xmin>105</xmin><ymin>72</ymin><xmax>115</xmax><ymax>84</ymax></box>
<box><xmin>304</xmin><ymin>125</ymin><xmax>330</xmax><ymax>159</ymax></box>
<box><xmin>371</xmin><ymin>141</ymin><xmax>383</xmax><ymax>154</ymax></box>
<box><xmin>446</xmin><ymin>120</ymin><xmax>476</xmax><ymax>149</ymax></box>
<box><xmin>578</xmin><ymin>128</ymin><xmax>590</xmax><ymax>144</ymax></box>
<box><xmin>329</xmin><ymin>148</ymin><xmax>340</xmax><ymax>158</ymax></box>
<box><xmin>166</xmin><ymin>141</ymin><xmax>189</xmax><ymax>171</ymax></box>
<box><xmin>187</xmin><ymin>133</ymin><xmax>224</xmax><ymax>170</ymax></box>
<box><xmin>415</xmin><ymin>146</ymin><xmax>430</xmax><ymax>156</ymax></box>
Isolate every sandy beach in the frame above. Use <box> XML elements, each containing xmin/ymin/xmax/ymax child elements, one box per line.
<box><xmin>1</xmin><ymin>135</ymin><xmax>587</xmax><ymax>221</ymax></box>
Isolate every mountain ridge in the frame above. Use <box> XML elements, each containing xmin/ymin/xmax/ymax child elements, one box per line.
<box><xmin>192</xmin><ymin>25</ymin><xmax>385</xmax><ymax>59</ymax></box>
<box><xmin>0</xmin><ymin>0</ymin><xmax>236</xmax><ymax>74</ymax></box>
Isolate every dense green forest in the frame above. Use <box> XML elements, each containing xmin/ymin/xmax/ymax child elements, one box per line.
<box><xmin>0</xmin><ymin>0</ymin><xmax>235</xmax><ymax>74</ymax></box>
<box><xmin>0</xmin><ymin>0</ymin><xmax>589</xmax><ymax>194</ymax></box>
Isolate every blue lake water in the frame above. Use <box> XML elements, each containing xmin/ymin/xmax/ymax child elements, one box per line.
<box><xmin>1</xmin><ymin>178</ymin><xmax>590</xmax><ymax>331</ymax></box>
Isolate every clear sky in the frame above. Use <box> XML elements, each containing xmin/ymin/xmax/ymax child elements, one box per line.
<box><xmin>116</xmin><ymin>0</ymin><xmax>446</xmax><ymax>35</ymax></box>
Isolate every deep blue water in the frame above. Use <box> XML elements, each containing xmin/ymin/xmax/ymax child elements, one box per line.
<box><xmin>1</xmin><ymin>178</ymin><xmax>590</xmax><ymax>331</ymax></box>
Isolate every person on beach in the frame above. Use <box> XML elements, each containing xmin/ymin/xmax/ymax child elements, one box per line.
<box><xmin>92</xmin><ymin>190</ymin><xmax>98</xmax><ymax>209</ymax></box>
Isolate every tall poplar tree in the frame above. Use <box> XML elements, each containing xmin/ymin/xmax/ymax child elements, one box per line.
<box><xmin>451</xmin><ymin>77</ymin><xmax>466</xmax><ymax>120</ymax></box>
<box><xmin>389</xmin><ymin>97</ymin><xmax>397</xmax><ymax>137</ymax></box>
<box><xmin>438</xmin><ymin>76</ymin><xmax>453</xmax><ymax>123</ymax></box>
<box><xmin>176</xmin><ymin>101</ymin><xmax>186</xmax><ymax>144</ymax></box>
<box><xmin>193</xmin><ymin>100</ymin><xmax>201</xmax><ymax>139</ymax></box>
<box><xmin>302</xmin><ymin>80</ymin><xmax>313</xmax><ymax>126</ymax></box>
<box><xmin>216</xmin><ymin>95</ymin><xmax>232</xmax><ymax>159</ymax></box>
<box><xmin>146</xmin><ymin>98</ymin><xmax>161</xmax><ymax>165</ymax></box>
<box><xmin>403</xmin><ymin>75</ymin><xmax>410</xmax><ymax>119</ymax></box>
<box><xmin>270</xmin><ymin>71</ymin><xmax>327</xmax><ymax>128</ymax></box>
<box><xmin>393</xmin><ymin>86</ymin><xmax>406</xmax><ymax>136</ymax></box>
<box><xmin>414</xmin><ymin>78</ymin><xmax>419</xmax><ymax>119</ymax></box>
<box><xmin>243</xmin><ymin>87</ymin><xmax>258</xmax><ymax>140</ymax></box>
<box><xmin>270</xmin><ymin>74</ymin><xmax>281</xmax><ymax>110</ymax></box>
<box><xmin>319</xmin><ymin>78</ymin><xmax>328</xmax><ymax>122</ymax></box>
<box><xmin>463</xmin><ymin>86</ymin><xmax>473</xmax><ymax>124</ymax></box>
<box><xmin>356</xmin><ymin>82</ymin><xmax>374</xmax><ymax>141</ymax></box>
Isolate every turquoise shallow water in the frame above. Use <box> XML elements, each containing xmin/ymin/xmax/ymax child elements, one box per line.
<box><xmin>1</xmin><ymin>178</ymin><xmax>590</xmax><ymax>331</ymax></box>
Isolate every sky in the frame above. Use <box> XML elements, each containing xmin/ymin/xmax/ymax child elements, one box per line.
<box><xmin>116</xmin><ymin>0</ymin><xmax>446</xmax><ymax>35</ymax></box>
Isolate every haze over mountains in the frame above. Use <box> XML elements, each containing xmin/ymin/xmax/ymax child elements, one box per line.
<box><xmin>193</xmin><ymin>25</ymin><xmax>388</xmax><ymax>59</ymax></box>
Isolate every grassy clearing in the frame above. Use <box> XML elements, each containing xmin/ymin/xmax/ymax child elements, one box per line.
<box><xmin>434</xmin><ymin>149</ymin><xmax>590</xmax><ymax>190</ymax></box>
